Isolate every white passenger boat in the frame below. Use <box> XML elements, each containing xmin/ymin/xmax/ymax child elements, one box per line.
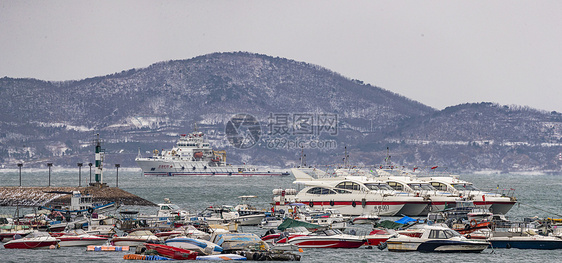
<box><xmin>386</xmin><ymin>224</ymin><xmax>490</xmax><ymax>252</ymax></box>
<box><xmin>276</xmin><ymin>169</ymin><xmax>429</xmax><ymax>216</ymax></box>
<box><xmin>416</xmin><ymin>176</ymin><xmax>516</xmax><ymax>214</ymax></box>
<box><xmin>135</xmin><ymin>130</ymin><xmax>289</xmax><ymax>177</ymax></box>
<box><xmin>378</xmin><ymin>176</ymin><xmax>462</xmax><ymax>215</ymax></box>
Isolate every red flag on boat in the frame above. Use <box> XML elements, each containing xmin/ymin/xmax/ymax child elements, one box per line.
<box><xmin>431</xmin><ymin>166</ymin><xmax>438</xmax><ymax>170</ymax></box>
<box><xmin>482</xmin><ymin>195</ymin><xmax>486</xmax><ymax>202</ymax></box>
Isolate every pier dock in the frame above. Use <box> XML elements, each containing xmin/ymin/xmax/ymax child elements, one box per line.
<box><xmin>0</xmin><ymin>186</ymin><xmax>156</xmax><ymax>207</ymax></box>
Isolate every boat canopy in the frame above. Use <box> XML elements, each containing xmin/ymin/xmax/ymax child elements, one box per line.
<box><xmin>277</xmin><ymin>218</ymin><xmax>323</xmax><ymax>231</ymax></box>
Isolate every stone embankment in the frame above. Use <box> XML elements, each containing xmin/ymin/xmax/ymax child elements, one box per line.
<box><xmin>0</xmin><ymin>186</ymin><xmax>156</xmax><ymax>207</ymax></box>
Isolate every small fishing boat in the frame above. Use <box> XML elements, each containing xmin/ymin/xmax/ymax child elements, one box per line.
<box><xmin>235</xmin><ymin>196</ymin><xmax>267</xmax><ymax>226</ymax></box>
<box><xmin>52</xmin><ymin>229</ymin><xmax>109</xmax><ymax>247</ymax></box>
<box><xmin>364</xmin><ymin>229</ymin><xmax>395</xmax><ymax>246</ymax></box>
<box><xmin>352</xmin><ymin>212</ymin><xmax>381</xmax><ymax>225</ymax></box>
<box><xmin>3</xmin><ymin>231</ymin><xmax>59</xmax><ymax>249</ymax></box>
<box><xmin>211</xmin><ymin>232</ymin><xmax>269</xmax><ymax>252</ymax></box>
<box><xmin>287</xmin><ymin>229</ymin><xmax>365</xmax><ymax>248</ymax></box>
<box><xmin>111</xmin><ymin>230</ymin><xmax>159</xmax><ymax>247</ymax></box>
<box><xmin>165</xmin><ymin>236</ymin><xmax>223</xmax><ymax>255</ymax></box>
<box><xmin>144</xmin><ymin>243</ymin><xmax>198</xmax><ymax>260</ymax></box>
<box><xmin>259</xmin><ymin>216</ymin><xmax>284</xmax><ymax>229</ymax></box>
<box><xmin>386</xmin><ymin>224</ymin><xmax>490</xmax><ymax>252</ymax></box>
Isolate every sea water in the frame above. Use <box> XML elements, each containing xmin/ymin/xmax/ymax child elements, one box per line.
<box><xmin>1</xmin><ymin>169</ymin><xmax>562</xmax><ymax>262</ymax></box>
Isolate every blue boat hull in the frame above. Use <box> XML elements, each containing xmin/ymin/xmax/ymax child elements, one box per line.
<box><xmin>490</xmin><ymin>240</ymin><xmax>562</xmax><ymax>249</ymax></box>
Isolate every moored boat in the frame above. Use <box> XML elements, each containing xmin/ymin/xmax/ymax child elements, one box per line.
<box><xmin>165</xmin><ymin>236</ymin><xmax>223</xmax><ymax>255</ymax></box>
<box><xmin>144</xmin><ymin>243</ymin><xmax>198</xmax><ymax>260</ymax></box>
<box><xmin>52</xmin><ymin>229</ymin><xmax>109</xmax><ymax>247</ymax></box>
<box><xmin>135</xmin><ymin>130</ymin><xmax>289</xmax><ymax>177</ymax></box>
<box><xmin>111</xmin><ymin>230</ymin><xmax>159</xmax><ymax>247</ymax></box>
<box><xmin>488</xmin><ymin>234</ymin><xmax>562</xmax><ymax>249</ymax></box>
<box><xmin>386</xmin><ymin>224</ymin><xmax>490</xmax><ymax>253</ymax></box>
<box><xmin>3</xmin><ymin>231</ymin><xmax>59</xmax><ymax>249</ymax></box>
<box><xmin>287</xmin><ymin>229</ymin><xmax>365</xmax><ymax>248</ymax></box>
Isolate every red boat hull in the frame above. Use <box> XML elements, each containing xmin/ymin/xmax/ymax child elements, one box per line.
<box><xmin>144</xmin><ymin>243</ymin><xmax>198</xmax><ymax>260</ymax></box>
<box><xmin>3</xmin><ymin>240</ymin><xmax>59</xmax><ymax>249</ymax></box>
<box><xmin>289</xmin><ymin>238</ymin><xmax>365</xmax><ymax>248</ymax></box>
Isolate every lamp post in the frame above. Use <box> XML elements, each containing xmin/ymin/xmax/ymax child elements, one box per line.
<box><xmin>47</xmin><ymin>163</ymin><xmax>53</xmax><ymax>187</ymax></box>
<box><xmin>77</xmin><ymin>163</ymin><xmax>83</xmax><ymax>187</ymax></box>
<box><xmin>88</xmin><ymin>163</ymin><xmax>93</xmax><ymax>185</ymax></box>
<box><xmin>17</xmin><ymin>163</ymin><xmax>23</xmax><ymax>186</ymax></box>
<box><xmin>115</xmin><ymin>164</ymin><xmax>120</xmax><ymax>187</ymax></box>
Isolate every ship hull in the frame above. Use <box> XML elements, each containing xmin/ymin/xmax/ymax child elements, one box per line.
<box><xmin>136</xmin><ymin>159</ymin><xmax>289</xmax><ymax>177</ymax></box>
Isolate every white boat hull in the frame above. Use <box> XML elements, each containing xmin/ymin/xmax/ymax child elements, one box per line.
<box><xmin>58</xmin><ymin>235</ymin><xmax>108</xmax><ymax>247</ymax></box>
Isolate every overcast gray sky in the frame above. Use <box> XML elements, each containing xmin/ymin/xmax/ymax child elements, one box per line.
<box><xmin>1</xmin><ymin>1</ymin><xmax>561</xmax><ymax>112</ymax></box>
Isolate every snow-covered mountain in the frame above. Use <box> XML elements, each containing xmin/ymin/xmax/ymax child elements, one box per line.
<box><xmin>1</xmin><ymin>52</ymin><xmax>561</xmax><ymax>172</ymax></box>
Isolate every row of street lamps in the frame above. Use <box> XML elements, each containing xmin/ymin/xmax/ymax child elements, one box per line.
<box><xmin>14</xmin><ymin>162</ymin><xmax>120</xmax><ymax>187</ymax></box>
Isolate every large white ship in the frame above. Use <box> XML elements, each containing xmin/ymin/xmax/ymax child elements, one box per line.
<box><xmin>135</xmin><ymin>131</ymin><xmax>290</xmax><ymax>177</ymax></box>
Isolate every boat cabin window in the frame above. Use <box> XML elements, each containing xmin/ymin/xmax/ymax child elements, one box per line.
<box><xmin>336</xmin><ymin>181</ymin><xmax>362</xmax><ymax>191</ymax></box>
<box><xmin>429</xmin><ymin>229</ymin><xmax>459</xmax><ymax>239</ymax></box>
<box><xmin>161</xmin><ymin>206</ymin><xmax>170</xmax><ymax>210</ymax></box>
<box><xmin>306</xmin><ymin>187</ymin><xmax>336</xmax><ymax>195</ymax></box>
<box><xmin>333</xmin><ymin>189</ymin><xmax>351</xmax><ymax>194</ymax></box>
<box><xmin>451</xmin><ymin>183</ymin><xmax>478</xmax><ymax>191</ymax></box>
<box><xmin>386</xmin><ymin>182</ymin><xmax>403</xmax><ymax>191</ymax></box>
<box><xmin>364</xmin><ymin>183</ymin><xmax>394</xmax><ymax>191</ymax></box>
<box><xmin>430</xmin><ymin>182</ymin><xmax>448</xmax><ymax>191</ymax></box>
<box><xmin>408</xmin><ymin>183</ymin><xmax>435</xmax><ymax>191</ymax></box>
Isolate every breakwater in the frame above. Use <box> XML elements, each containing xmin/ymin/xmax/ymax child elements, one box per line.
<box><xmin>0</xmin><ymin>186</ymin><xmax>156</xmax><ymax>207</ymax></box>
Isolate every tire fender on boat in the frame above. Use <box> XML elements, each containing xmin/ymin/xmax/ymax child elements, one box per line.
<box><xmin>470</xmin><ymin>219</ymin><xmax>477</xmax><ymax>228</ymax></box>
<box><xmin>329</xmin><ymin>200</ymin><xmax>335</xmax><ymax>206</ymax></box>
<box><xmin>352</xmin><ymin>201</ymin><xmax>357</xmax><ymax>208</ymax></box>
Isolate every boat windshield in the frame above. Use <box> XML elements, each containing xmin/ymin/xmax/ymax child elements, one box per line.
<box><xmin>451</xmin><ymin>183</ymin><xmax>478</xmax><ymax>191</ymax></box>
<box><xmin>364</xmin><ymin>183</ymin><xmax>394</xmax><ymax>191</ymax></box>
<box><xmin>429</xmin><ymin>229</ymin><xmax>461</xmax><ymax>239</ymax></box>
<box><xmin>318</xmin><ymin>229</ymin><xmax>342</xmax><ymax>236</ymax></box>
<box><xmin>407</xmin><ymin>183</ymin><xmax>435</xmax><ymax>191</ymax></box>
<box><xmin>168</xmin><ymin>204</ymin><xmax>180</xmax><ymax>210</ymax></box>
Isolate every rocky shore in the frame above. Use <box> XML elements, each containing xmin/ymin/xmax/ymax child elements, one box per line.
<box><xmin>0</xmin><ymin>186</ymin><xmax>156</xmax><ymax>207</ymax></box>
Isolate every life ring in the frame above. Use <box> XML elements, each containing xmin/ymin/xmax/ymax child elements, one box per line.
<box><xmin>309</xmin><ymin>201</ymin><xmax>314</xmax><ymax>207</ymax></box>
<box><xmin>87</xmin><ymin>207</ymin><xmax>94</xmax><ymax>214</ymax></box>
<box><xmin>470</xmin><ymin>219</ymin><xmax>477</xmax><ymax>228</ymax></box>
<box><xmin>352</xmin><ymin>201</ymin><xmax>357</xmax><ymax>208</ymax></box>
<box><xmin>329</xmin><ymin>200</ymin><xmax>335</xmax><ymax>206</ymax></box>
